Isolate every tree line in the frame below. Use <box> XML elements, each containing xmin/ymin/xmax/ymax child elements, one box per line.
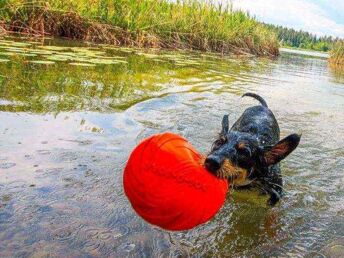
<box><xmin>265</xmin><ymin>24</ymin><xmax>342</xmax><ymax>52</ymax></box>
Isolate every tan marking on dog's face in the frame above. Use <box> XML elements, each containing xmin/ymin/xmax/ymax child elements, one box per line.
<box><xmin>201</xmin><ymin>156</ymin><xmax>249</xmax><ymax>185</ymax></box>
<box><xmin>221</xmin><ymin>159</ymin><xmax>249</xmax><ymax>185</ymax></box>
<box><xmin>237</xmin><ymin>142</ymin><xmax>247</xmax><ymax>150</ymax></box>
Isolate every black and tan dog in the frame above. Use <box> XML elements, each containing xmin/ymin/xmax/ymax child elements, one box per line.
<box><xmin>204</xmin><ymin>93</ymin><xmax>301</xmax><ymax>205</ymax></box>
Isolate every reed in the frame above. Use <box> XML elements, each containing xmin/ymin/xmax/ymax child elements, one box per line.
<box><xmin>329</xmin><ymin>41</ymin><xmax>344</xmax><ymax>66</ymax></box>
<box><xmin>0</xmin><ymin>0</ymin><xmax>279</xmax><ymax>56</ymax></box>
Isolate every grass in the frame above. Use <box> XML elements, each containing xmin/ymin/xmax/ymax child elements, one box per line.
<box><xmin>0</xmin><ymin>0</ymin><xmax>279</xmax><ymax>56</ymax></box>
<box><xmin>329</xmin><ymin>41</ymin><xmax>344</xmax><ymax>67</ymax></box>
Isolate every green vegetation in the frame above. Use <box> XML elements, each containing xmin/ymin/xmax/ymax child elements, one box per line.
<box><xmin>266</xmin><ymin>24</ymin><xmax>340</xmax><ymax>52</ymax></box>
<box><xmin>329</xmin><ymin>41</ymin><xmax>344</xmax><ymax>66</ymax></box>
<box><xmin>0</xmin><ymin>0</ymin><xmax>279</xmax><ymax>56</ymax></box>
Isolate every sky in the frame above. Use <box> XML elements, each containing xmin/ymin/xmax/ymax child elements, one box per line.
<box><xmin>230</xmin><ymin>0</ymin><xmax>344</xmax><ymax>38</ymax></box>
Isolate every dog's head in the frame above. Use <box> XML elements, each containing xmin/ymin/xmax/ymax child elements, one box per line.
<box><xmin>204</xmin><ymin>115</ymin><xmax>301</xmax><ymax>185</ymax></box>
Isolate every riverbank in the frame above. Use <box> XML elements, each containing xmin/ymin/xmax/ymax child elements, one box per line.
<box><xmin>0</xmin><ymin>0</ymin><xmax>279</xmax><ymax>56</ymax></box>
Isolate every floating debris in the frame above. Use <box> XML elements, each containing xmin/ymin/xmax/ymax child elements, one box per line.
<box><xmin>69</xmin><ymin>62</ymin><xmax>96</xmax><ymax>67</ymax></box>
<box><xmin>29</xmin><ymin>60</ymin><xmax>56</xmax><ymax>65</ymax></box>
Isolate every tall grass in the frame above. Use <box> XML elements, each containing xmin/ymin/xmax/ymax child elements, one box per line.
<box><xmin>329</xmin><ymin>41</ymin><xmax>344</xmax><ymax>66</ymax></box>
<box><xmin>0</xmin><ymin>0</ymin><xmax>279</xmax><ymax>56</ymax></box>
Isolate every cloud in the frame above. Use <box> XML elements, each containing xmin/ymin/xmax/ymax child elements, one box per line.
<box><xmin>231</xmin><ymin>0</ymin><xmax>344</xmax><ymax>38</ymax></box>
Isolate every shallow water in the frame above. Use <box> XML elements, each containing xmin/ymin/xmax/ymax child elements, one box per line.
<box><xmin>280</xmin><ymin>47</ymin><xmax>329</xmax><ymax>58</ymax></box>
<box><xmin>0</xmin><ymin>37</ymin><xmax>343</xmax><ymax>257</ymax></box>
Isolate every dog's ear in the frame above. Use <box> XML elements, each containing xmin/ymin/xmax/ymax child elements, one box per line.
<box><xmin>221</xmin><ymin>115</ymin><xmax>229</xmax><ymax>135</ymax></box>
<box><xmin>263</xmin><ymin>134</ymin><xmax>301</xmax><ymax>165</ymax></box>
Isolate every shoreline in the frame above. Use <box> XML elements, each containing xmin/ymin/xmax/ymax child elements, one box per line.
<box><xmin>0</xmin><ymin>2</ymin><xmax>279</xmax><ymax>57</ymax></box>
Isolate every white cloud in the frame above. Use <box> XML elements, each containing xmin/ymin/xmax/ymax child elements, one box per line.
<box><xmin>230</xmin><ymin>0</ymin><xmax>344</xmax><ymax>38</ymax></box>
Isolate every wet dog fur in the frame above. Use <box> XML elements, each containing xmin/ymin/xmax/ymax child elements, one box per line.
<box><xmin>204</xmin><ymin>93</ymin><xmax>301</xmax><ymax>205</ymax></box>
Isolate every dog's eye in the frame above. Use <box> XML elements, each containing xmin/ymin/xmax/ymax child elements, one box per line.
<box><xmin>212</xmin><ymin>136</ymin><xmax>226</xmax><ymax>150</ymax></box>
<box><xmin>237</xmin><ymin>145</ymin><xmax>252</xmax><ymax>157</ymax></box>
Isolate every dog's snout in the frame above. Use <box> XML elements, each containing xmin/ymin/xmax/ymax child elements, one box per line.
<box><xmin>204</xmin><ymin>155</ymin><xmax>222</xmax><ymax>173</ymax></box>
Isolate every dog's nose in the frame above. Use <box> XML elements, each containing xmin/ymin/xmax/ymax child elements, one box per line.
<box><xmin>204</xmin><ymin>155</ymin><xmax>222</xmax><ymax>173</ymax></box>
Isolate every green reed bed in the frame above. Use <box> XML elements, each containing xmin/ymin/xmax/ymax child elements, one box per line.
<box><xmin>329</xmin><ymin>41</ymin><xmax>344</xmax><ymax>67</ymax></box>
<box><xmin>0</xmin><ymin>0</ymin><xmax>279</xmax><ymax>56</ymax></box>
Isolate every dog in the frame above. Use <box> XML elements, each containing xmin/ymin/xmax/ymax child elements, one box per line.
<box><xmin>204</xmin><ymin>93</ymin><xmax>301</xmax><ymax>205</ymax></box>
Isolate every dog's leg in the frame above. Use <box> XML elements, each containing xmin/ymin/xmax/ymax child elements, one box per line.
<box><xmin>263</xmin><ymin>165</ymin><xmax>283</xmax><ymax>206</ymax></box>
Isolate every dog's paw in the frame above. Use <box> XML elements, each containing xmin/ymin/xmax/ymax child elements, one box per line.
<box><xmin>267</xmin><ymin>192</ymin><xmax>280</xmax><ymax>206</ymax></box>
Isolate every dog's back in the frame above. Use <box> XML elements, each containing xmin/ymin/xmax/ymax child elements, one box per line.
<box><xmin>231</xmin><ymin>93</ymin><xmax>280</xmax><ymax>146</ymax></box>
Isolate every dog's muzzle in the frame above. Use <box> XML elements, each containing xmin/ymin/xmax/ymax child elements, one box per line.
<box><xmin>204</xmin><ymin>155</ymin><xmax>223</xmax><ymax>173</ymax></box>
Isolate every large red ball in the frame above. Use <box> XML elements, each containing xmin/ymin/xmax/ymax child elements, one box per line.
<box><xmin>123</xmin><ymin>132</ymin><xmax>228</xmax><ymax>231</ymax></box>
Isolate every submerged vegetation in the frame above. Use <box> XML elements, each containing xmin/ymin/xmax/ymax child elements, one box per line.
<box><xmin>329</xmin><ymin>41</ymin><xmax>344</xmax><ymax>68</ymax></box>
<box><xmin>0</xmin><ymin>0</ymin><xmax>279</xmax><ymax>56</ymax></box>
<box><xmin>0</xmin><ymin>38</ymin><xmax>271</xmax><ymax>113</ymax></box>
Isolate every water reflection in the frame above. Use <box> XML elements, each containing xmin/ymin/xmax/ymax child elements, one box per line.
<box><xmin>0</xmin><ymin>37</ymin><xmax>272</xmax><ymax>113</ymax></box>
<box><xmin>0</xmin><ymin>37</ymin><xmax>343</xmax><ymax>257</ymax></box>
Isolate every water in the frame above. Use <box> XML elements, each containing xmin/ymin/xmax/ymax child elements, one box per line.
<box><xmin>280</xmin><ymin>47</ymin><xmax>329</xmax><ymax>58</ymax></box>
<box><xmin>0</xmin><ymin>37</ymin><xmax>343</xmax><ymax>257</ymax></box>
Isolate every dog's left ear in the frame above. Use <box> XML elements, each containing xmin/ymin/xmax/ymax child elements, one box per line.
<box><xmin>221</xmin><ymin>115</ymin><xmax>229</xmax><ymax>135</ymax></box>
<box><xmin>263</xmin><ymin>134</ymin><xmax>301</xmax><ymax>166</ymax></box>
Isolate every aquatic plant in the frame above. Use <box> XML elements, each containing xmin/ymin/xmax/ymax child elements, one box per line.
<box><xmin>0</xmin><ymin>37</ymin><xmax>271</xmax><ymax>113</ymax></box>
<box><xmin>329</xmin><ymin>41</ymin><xmax>344</xmax><ymax>66</ymax></box>
<box><xmin>0</xmin><ymin>0</ymin><xmax>279</xmax><ymax>56</ymax></box>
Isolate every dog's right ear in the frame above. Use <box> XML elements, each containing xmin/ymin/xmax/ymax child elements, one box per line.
<box><xmin>221</xmin><ymin>115</ymin><xmax>229</xmax><ymax>135</ymax></box>
<box><xmin>263</xmin><ymin>133</ymin><xmax>301</xmax><ymax>166</ymax></box>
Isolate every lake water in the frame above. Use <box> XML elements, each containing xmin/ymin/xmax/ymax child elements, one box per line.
<box><xmin>0</xmin><ymin>37</ymin><xmax>343</xmax><ymax>257</ymax></box>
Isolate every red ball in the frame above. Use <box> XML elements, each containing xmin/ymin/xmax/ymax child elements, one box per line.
<box><xmin>123</xmin><ymin>132</ymin><xmax>228</xmax><ymax>231</ymax></box>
